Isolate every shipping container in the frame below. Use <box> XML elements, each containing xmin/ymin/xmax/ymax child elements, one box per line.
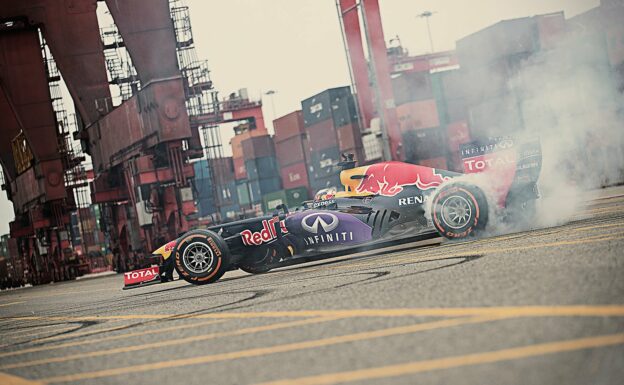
<box><xmin>309</xmin><ymin>146</ymin><xmax>340</xmax><ymax>180</ymax></box>
<box><xmin>275</xmin><ymin>135</ymin><xmax>308</xmax><ymax>167</ymax></box>
<box><xmin>330</xmin><ymin>93</ymin><xmax>358</xmax><ymax>127</ymax></box>
<box><xmin>274</xmin><ymin>110</ymin><xmax>305</xmax><ymax>141</ymax></box>
<box><xmin>336</xmin><ymin>123</ymin><xmax>363</xmax><ymax>151</ymax></box>
<box><xmin>301</xmin><ymin>86</ymin><xmax>352</xmax><ymax>127</ymax></box>
<box><xmin>396</xmin><ymin>99</ymin><xmax>440</xmax><ymax>131</ymax></box>
<box><xmin>248</xmin><ymin>177</ymin><xmax>282</xmax><ymax>203</ymax></box>
<box><xmin>236</xmin><ymin>181</ymin><xmax>251</xmax><ymax>206</ymax></box>
<box><xmin>233</xmin><ymin>156</ymin><xmax>247</xmax><ymax>180</ymax></box>
<box><xmin>392</xmin><ymin>71</ymin><xmax>433</xmax><ymax>106</ymax></box>
<box><xmin>402</xmin><ymin>127</ymin><xmax>446</xmax><ymax>162</ymax></box>
<box><xmin>244</xmin><ymin>156</ymin><xmax>279</xmax><ymax>180</ymax></box>
<box><xmin>280</xmin><ymin>161</ymin><xmax>310</xmax><ymax>190</ymax></box>
<box><xmin>305</xmin><ymin>119</ymin><xmax>339</xmax><ymax>152</ymax></box>
<box><xmin>456</xmin><ymin>16</ymin><xmax>539</xmax><ymax>68</ymax></box>
<box><xmin>241</xmin><ymin>135</ymin><xmax>275</xmax><ymax>161</ymax></box>
<box><xmin>285</xmin><ymin>186</ymin><xmax>309</xmax><ymax>208</ymax></box>
<box><xmin>310</xmin><ymin>174</ymin><xmax>342</xmax><ymax>193</ymax></box>
<box><xmin>214</xmin><ymin>180</ymin><xmax>238</xmax><ymax>206</ymax></box>
<box><xmin>262</xmin><ymin>190</ymin><xmax>288</xmax><ymax>213</ymax></box>
<box><xmin>417</xmin><ymin>157</ymin><xmax>448</xmax><ymax>170</ymax></box>
<box><xmin>230</xmin><ymin>127</ymin><xmax>269</xmax><ymax>159</ymax></box>
<box><xmin>197</xmin><ymin>197</ymin><xmax>217</xmax><ymax>218</ymax></box>
<box><xmin>220</xmin><ymin>204</ymin><xmax>240</xmax><ymax>221</ymax></box>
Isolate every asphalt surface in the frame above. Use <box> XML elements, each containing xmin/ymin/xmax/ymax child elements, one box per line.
<box><xmin>1</xmin><ymin>187</ymin><xmax>623</xmax><ymax>385</ymax></box>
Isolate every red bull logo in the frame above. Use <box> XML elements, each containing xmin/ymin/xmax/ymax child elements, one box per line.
<box><xmin>355</xmin><ymin>162</ymin><xmax>450</xmax><ymax>196</ymax></box>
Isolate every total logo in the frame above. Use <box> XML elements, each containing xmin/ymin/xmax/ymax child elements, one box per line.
<box><xmin>463</xmin><ymin>154</ymin><xmax>515</xmax><ymax>172</ymax></box>
<box><xmin>241</xmin><ymin>217</ymin><xmax>289</xmax><ymax>246</ymax></box>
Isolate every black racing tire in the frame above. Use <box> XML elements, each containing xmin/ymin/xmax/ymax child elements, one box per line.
<box><xmin>431</xmin><ymin>183</ymin><xmax>488</xmax><ymax>239</ymax></box>
<box><xmin>173</xmin><ymin>230</ymin><xmax>230</xmax><ymax>285</ymax></box>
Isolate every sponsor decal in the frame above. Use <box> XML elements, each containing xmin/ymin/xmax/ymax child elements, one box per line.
<box><xmin>207</xmin><ymin>237</ymin><xmax>222</xmax><ymax>257</ymax></box>
<box><xmin>460</xmin><ymin>137</ymin><xmax>515</xmax><ymax>158</ymax></box>
<box><xmin>463</xmin><ymin>153</ymin><xmax>516</xmax><ymax>172</ymax></box>
<box><xmin>240</xmin><ymin>217</ymin><xmax>289</xmax><ymax>246</ymax></box>
<box><xmin>302</xmin><ymin>212</ymin><xmax>339</xmax><ymax>234</ymax></box>
<box><xmin>124</xmin><ymin>266</ymin><xmax>160</xmax><ymax>286</ymax></box>
<box><xmin>398</xmin><ymin>195</ymin><xmax>426</xmax><ymax>206</ymax></box>
<box><xmin>286</xmin><ymin>211</ymin><xmax>372</xmax><ymax>246</ymax></box>
<box><xmin>355</xmin><ymin>162</ymin><xmax>450</xmax><ymax>196</ymax></box>
<box><xmin>310</xmin><ymin>199</ymin><xmax>336</xmax><ymax>208</ymax></box>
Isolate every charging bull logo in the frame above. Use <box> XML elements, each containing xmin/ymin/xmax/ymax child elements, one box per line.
<box><xmin>355</xmin><ymin>162</ymin><xmax>451</xmax><ymax>196</ymax></box>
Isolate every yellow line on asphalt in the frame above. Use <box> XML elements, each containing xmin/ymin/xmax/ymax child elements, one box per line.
<box><xmin>0</xmin><ymin>319</ymin><xmax>225</xmax><ymax>359</ymax></box>
<box><xmin>0</xmin><ymin>301</ymin><xmax>25</xmax><ymax>307</ymax></box>
<box><xmin>0</xmin><ymin>317</ymin><xmax>336</xmax><ymax>365</ymax></box>
<box><xmin>256</xmin><ymin>333</ymin><xmax>624</xmax><ymax>385</ymax></box>
<box><xmin>2</xmin><ymin>305</ymin><xmax>624</xmax><ymax>326</ymax></box>
<box><xmin>40</xmin><ymin>316</ymin><xmax>497</xmax><ymax>383</ymax></box>
<box><xmin>0</xmin><ymin>371</ymin><xmax>43</xmax><ymax>385</ymax></box>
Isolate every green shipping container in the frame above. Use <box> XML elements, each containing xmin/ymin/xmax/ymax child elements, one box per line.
<box><xmin>236</xmin><ymin>181</ymin><xmax>251</xmax><ymax>206</ymax></box>
<box><xmin>285</xmin><ymin>187</ymin><xmax>309</xmax><ymax>208</ymax></box>
<box><xmin>262</xmin><ymin>190</ymin><xmax>288</xmax><ymax>213</ymax></box>
<box><xmin>430</xmin><ymin>72</ymin><xmax>449</xmax><ymax>126</ymax></box>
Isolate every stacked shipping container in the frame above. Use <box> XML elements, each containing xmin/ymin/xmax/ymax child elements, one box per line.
<box><xmin>240</xmin><ymin>135</ymin><xmax>282</xmax><ymax>206</ymax></box>
<box><xmin>301</xmin><ymin>87</ymin><xmax>363</xmax><ymax>192</ymax></box>
<box><xmin>274</xmin><ymin>111</ymin><xmax>310</xmax><ymax>191</ymax></box>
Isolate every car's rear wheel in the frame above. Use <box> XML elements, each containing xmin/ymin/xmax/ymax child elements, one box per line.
<box><xmin>431</xmin><ymin>183</ymin><xmax>488</xmax><ymax>239</ymax></box>
<box><xmin>174</xmin><ymin>230</ymin><xmax>230</xmax><ymax>285</ymax></box>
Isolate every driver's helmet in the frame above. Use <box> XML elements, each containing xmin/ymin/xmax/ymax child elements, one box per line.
<box><xmin>314</xmin><ymin>187</ymin><xmax>337</xmax><ymax>201</ymax></box>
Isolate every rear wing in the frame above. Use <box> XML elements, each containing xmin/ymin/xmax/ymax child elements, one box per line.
<box><xmin>460</xmin><ymin>137</ymin><xmax>542</xmax><ymax>184</ymax></box>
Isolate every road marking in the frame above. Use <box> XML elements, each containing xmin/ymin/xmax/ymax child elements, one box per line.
<box><xmin>40</xmin><ymin>316</ymin><xmax>496</xmax><ymax>383</ymax></box>
<box><xmin>3</xmin><ymin>305</ymin><xmax>624</xmax><ymax>325</ymax></box>
<box><xmin>0</xmin><ymin>317</ymin><xmax>336</xmax><ymax>366</ymax></box>
<box><xmin>0</xmin><ymin>319</ymin><xmax>225</xmax><ymax>359</ymax></box>
<box><xmin>0</xmin><ymin>371</ymin><xmax>43</xmax><ymax>385</ymax></box>
<box><xmin>256</xmin><ymin>333</ymin><xmax>624</xmax><ymax>385</ymax></box>
<box><xmin>0</xmin><ymin>301</ymin><xmax>25</xmax><ymax>307</ymax></box>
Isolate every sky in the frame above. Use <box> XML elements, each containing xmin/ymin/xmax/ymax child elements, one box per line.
<box><xmin>0</xmin><ymin>0</ymin><xmax>599</xmax><ymax>236</ymax></box>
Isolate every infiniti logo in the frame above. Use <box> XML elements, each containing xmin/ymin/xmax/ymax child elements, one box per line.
<box><xmin>302</xmin><ymin>213</ymin><xmax>339</xmax><ymax>234</ymax></box>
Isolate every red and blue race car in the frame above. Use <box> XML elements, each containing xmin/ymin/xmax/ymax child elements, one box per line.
<box><xmin>125</xmin><ymin>137</ymin><xmax>541</xmax><ymax>287</ymax></box>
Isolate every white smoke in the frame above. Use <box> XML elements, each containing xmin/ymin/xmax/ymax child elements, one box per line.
<box><xmin>514</xmin><ymin>29</ymin><xmax>624</xmax><ymax>227</ymax></box>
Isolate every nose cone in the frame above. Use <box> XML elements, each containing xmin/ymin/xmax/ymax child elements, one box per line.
<box><xmin>152</xmin><ymin>240</ymin><xmax>177</xmax><ymax>259</ymax></box>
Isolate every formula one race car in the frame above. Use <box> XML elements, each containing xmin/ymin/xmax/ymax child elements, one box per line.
<box><xmin>125</xmin><ymin>137</ymin><xmax>541</xmax><ymax>288</ymax></box>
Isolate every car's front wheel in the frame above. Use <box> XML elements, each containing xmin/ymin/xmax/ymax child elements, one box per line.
<box><xmin>174</xmin><ymin>230</ymin><xmax>230</xmax><ymax>285</ymax></box>
<box><xmin>431</xmin><ymin>183</ymin><xmax>488</xmax><ymax>239</ymax></box>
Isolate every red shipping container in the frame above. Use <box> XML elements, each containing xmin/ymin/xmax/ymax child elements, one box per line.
<box><xmin>306</xmin><ymin>119</ymin><xmax>338</xmax><ymax>152</ymax></box>
<box><xmin>336</xmin><ymin>123</ymin><xmax>363</xmax><ymax>151</ymax></box>
<box><xmin>280</xmin><ymin>162</ymin><xmax>310</xmax><ymax>190</ymax></box>
<box><xmin>446</xmin><ymin>120</ymin><xmax>471</xmax><ymax>151</ymax></box>
<box><xmin>233</xmin><ymin>156</ymin><xmax>247</xmax><ymax>180</ymax></box>
<box><xmin>242</xmin><ymin>135</ymin><xmax>275</xmax><ymax>161</ymax></box>
<box><xmin>274</xmin><ymin>110</ymin><xmax>304</xmax><ymax>141</ymax></box>
<box><xmin>275</xmin><ymin>135</ymin><xmax>308</xmax><ymax>167</ymax></box>
<box><xmin>418</xmin><ymin>157</ymin><xmax>448</xmax><ymax>170</ymax></box>
<box><xmin>396</xmin><ymin>99</ymin><xmax>439</xmax><ymax>132</ymax></box>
